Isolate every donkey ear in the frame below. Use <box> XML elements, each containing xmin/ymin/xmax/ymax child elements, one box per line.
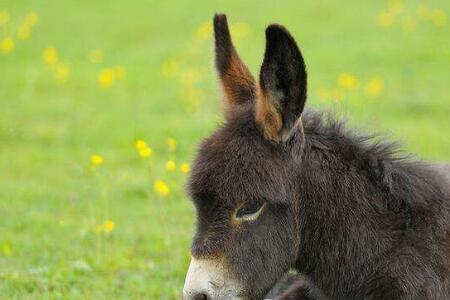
<box><xmin>255</xmin><ymin>24</ymin><xmax>307</xmax><ymax>142</ymax></box>
<box><xmin>213</xmin><ymin>14</ymin><xmax>256</xmax><ymax>115</ymax></box>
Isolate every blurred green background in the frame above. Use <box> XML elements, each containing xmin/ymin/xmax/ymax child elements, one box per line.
<box><xmin>0</xmin><ymin>0</ymin><xmax>449</xmax><ymax>299</ymax></box>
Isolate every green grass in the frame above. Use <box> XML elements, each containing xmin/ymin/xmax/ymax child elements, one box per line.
<box><xmin>0</xmin><ymin>0</ymin><xmax>449</xmax><ymax>299</ymax></box>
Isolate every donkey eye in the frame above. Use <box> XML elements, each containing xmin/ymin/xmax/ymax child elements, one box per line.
<box><xmin>234</xmin><ymin>202</ymin><xmax>265</xmax><ymax>221</ymax></box>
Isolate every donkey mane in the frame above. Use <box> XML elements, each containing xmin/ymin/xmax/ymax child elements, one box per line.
<box><xmin>302</xmin><ymin>109</ymin><xmax>449</xmax><ymax>220</ymax></box>
<box><xmin>303</xmin><ymin>110</ymin><xmax>402</xmax><ymax>164</ymax></box>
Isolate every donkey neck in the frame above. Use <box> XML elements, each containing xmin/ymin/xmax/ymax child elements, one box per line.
<box><xmin>294</xmin><ymin>142</ymin><xmax>391</xmax><ymax>291</ymax></box>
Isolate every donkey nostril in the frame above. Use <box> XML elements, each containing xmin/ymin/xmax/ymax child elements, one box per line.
<box><xmin>193</xmin><ymin>293</ymin><xmax>208</xmax><ymax>300</ymax></box>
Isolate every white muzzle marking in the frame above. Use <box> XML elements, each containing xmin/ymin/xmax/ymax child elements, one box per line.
<box><xmin>183</xmin><ymin>256</ymin><xmax>243</xmax><ymax>300</ymax></box>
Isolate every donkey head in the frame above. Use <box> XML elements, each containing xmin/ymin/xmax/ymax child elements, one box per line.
<box><xmin>183</xmin><ymin>14</ymin><xmax>308</xmax><ymax>300</ymax></box>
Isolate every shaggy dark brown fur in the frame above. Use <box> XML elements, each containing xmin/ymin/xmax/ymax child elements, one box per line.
<box><xmin>186</xmin><ymin>14</ymin><xmax>450</xmax><ymax>300</ymax></box>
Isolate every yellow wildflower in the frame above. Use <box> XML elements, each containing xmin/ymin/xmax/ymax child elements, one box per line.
<box><xmin>1</xmin><ymin>242</ymin><xmax>12</xmax><ymax>257</ymax></box>
<box><xmin>365</xmin><ymin>78</ymin><xmax>384</xmax><ymax>98</ymax></box>
<box><xmin>90</xmin><ymin>154</ymin><xmax>103</xmax><ymax>167</ymax></box>
<box><xmin>98</xmin><ymin>68</ymin><xmax>115</xmax><ymax>88</ymax></box>
<box><xmin>43</xmin><ymin>47</ymin><xmax>58</xmax><ymax>66</ymax></box>
<box><xmin>180</xmin><ymin>163</ymin><xmax>190</xmax><ymax>174</ymax></box>
<box><xmin>0</xmin><ymin>11</ymin><xmax>10</xmax><ymax>26</ymax></box>
<box><xmin>166</xmin><ymin>160</ymin><xmax>176</xmax><ymax>172</ymax></box>
<box><xmin>135</xmin><ymin>140</ymin><xmax>148</xmax><ymax>150</ymax></box>
<box><xmin>231</xmin><ymin>22</ymin><xmax>251</xmax><ymax>39</ymax></box>
<box><xmin>195</xmin><ymin>21</ymin><xmax>212</xmax><ymax>40</ymax></box>
<box><xmin>416</xmin><ymin>5</ymin><xmax>431</xmax><ymax>20</ymax></box>
<box><xmin>429</xmin><ymin>9</ymin><xmax>447</xmax><ymax>27</ymax></box>
<box><xmin>376</xmin><ymin>11</ymin><xmax>394</xmax><ymax>27</ymax></box>
<box><xmin>95</xmin><ymin>220</ymin><xmax>115</xmax><ymax>234</ymax></box>
<box><xmin>55</xmin><ymin>63</ymin><xmax>70</xmax><ymax>84</ymax></box>
<box><xmin>167</xmin><ymin>138</ymin><xmax>177</xmax><ymax>152</ymax></box>
<box><xmin>24</xmin><ymin>11</ymin><xmax>39</xmax><ymax>26</ymax></box>
<box><xmin>103</xmin><ymin>220</ymin><xmax>115</xmax><ymax>233</ymax></box>
<box><xmin>115</xmin><ymin>65</ymin><xmax>126</xmax><ymax>80</ymax></box>
<box><xmin>161</xmin><ymin>59</ymin><xmax>179</xmax><ymax>78</ymax></box>
<box><xmin>88</xmin><ymin>49</ymin><xmax>104</xmax><ymax>63</ymax></box>
<box><xmin>17</xmin><ymin>25</ymin><xmax>31</xmax><ymax>40</ymax></box>
<box><xmin>1</xmin><ymin>37</ymin><xmax>14</xmax><ymax>54</ymax></box>
<box><xmin>338</xmin><ymin>73</ymin><xmax>358</xmax><ymax>91</ymax></box>
<box><xmin>401</xmin><ymin>17</ymin><xmax>417</xmax><ymax>32</ymax></box>
<box><xmin>139</xmin><ymin>147</ymin><xmax>152</xmax><ymax>158</ymax></box>
<box><xmin>154</xmin><ymin>180</ymin><xmax>170</xmax><ymax>197</ymax></box>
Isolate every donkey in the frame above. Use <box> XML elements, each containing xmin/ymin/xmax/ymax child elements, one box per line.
<box><xmin>183</xmin><ymin>14</ymin><xmax>450</xmax><ymax>300</ymax></box>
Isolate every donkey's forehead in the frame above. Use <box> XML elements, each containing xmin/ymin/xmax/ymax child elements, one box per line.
<box><xmin>188</xmin><ymin>112</ymin><xmax>290</xmax><ymax>205</ymax></box>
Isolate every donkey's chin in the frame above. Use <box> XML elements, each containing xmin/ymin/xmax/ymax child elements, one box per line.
<box><xmin>183</xmin><ymin>256</ymin><xmax>249</xmax><ymax>300</ymax></box>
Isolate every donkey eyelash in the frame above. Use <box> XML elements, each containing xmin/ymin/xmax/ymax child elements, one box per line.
<box><xmin>233</xmin><ymin>202</ymin><xmax>266</xmax><ymax>222</ymax></box>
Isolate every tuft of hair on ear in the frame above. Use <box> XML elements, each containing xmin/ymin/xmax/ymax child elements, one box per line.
<box><xmin>213</xmin><ymin>14</ymin><xmax>256</xmax><ymax>115</ymax></box>
<box><xmin>255</xmin><ymin>24</ymin><xmax>307</xmax><ymax>143</ymax></box>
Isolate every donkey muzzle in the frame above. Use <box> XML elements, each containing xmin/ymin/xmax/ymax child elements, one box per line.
<box><xmin>183</xmin><ymin>257</ymin><xmax>244</xmax><ymax>300</ymax></box>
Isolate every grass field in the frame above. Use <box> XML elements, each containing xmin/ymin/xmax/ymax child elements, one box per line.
<box><xmin>1</xmin><ymin>0</ymin><xmax>449</xmax><ymax>299</ymax></box>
